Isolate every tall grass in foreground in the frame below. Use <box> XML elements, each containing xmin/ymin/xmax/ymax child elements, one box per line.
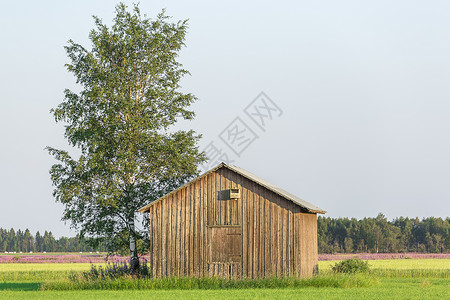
<box><xmin>41</xmin><ymin>274</ymin><xmax>378</xmax><ymax>291</ymax></box>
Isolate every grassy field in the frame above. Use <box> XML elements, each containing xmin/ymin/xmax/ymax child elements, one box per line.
<box><xmin>0</xmin><ymin>259</ymin><xmax>448</xmax><ymax>299</ymax></box>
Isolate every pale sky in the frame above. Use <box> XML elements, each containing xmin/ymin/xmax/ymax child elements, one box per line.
<box><xmin>1</xmin><ymin>0</ymin><xmax>449</xmax><ymax>237</ymax></box>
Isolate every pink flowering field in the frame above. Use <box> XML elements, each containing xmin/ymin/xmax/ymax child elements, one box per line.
<box><xmin>0</xmin><ymin>253</ymin><xmax>151</xmax><ymax>264</ymax></box>
<box><xmin>318</xmin><ymin>252</ymin><xmax>450</xmax><ymax>261</ymax></box>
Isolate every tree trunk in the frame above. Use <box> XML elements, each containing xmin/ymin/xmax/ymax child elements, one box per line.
<box><xmin>128</xmin><ymin>214</ymin><xmax>140</xmax><ymax>274</ymax></box>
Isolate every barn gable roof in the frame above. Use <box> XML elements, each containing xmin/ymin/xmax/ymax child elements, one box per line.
<box><xmin>138</xmin><ymin>162</ymin><xmax>326</xmax><ymax>214</ymax></box>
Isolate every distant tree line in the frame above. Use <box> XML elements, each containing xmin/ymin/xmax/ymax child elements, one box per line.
<box><xmin>318</xmin><ymin>214</ymin><xmax>449</xmax><ymax>253</ymax></box>
<box><xmin>0</xmin><ymin>228</ymin><xmax>97</xmax><ymax>252</ymax></box>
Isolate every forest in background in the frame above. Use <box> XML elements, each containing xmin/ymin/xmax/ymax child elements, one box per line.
<box><xmin>0</xmin><ymin>229</ymin><xmax>95</xmax><ymax>253</ymax></box>
<box><xmin>318</xmin><ymin>214</ymin><xmax>449</xmax><ymax>253</ymax></box>
<box><xmin>1</xmin><ymin>214</ymin><xmax>448</xmax><ymax>253</ymax></box>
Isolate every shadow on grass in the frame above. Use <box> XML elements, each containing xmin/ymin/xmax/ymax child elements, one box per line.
<box><xmin>0</xmin><ymin>282</ymin><xmax>41</xmax><ymax>291</ymax></box>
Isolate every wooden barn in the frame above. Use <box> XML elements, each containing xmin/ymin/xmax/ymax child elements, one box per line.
<box><xmin>138</xmin><ymin>163</ymin><xmax>326</xmax><ymax>278</ymax></box>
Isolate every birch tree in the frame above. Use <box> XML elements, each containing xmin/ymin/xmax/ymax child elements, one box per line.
<box><xmin>47</xmin><ymin>3</ymin><xmax>205</xmax><ymax>273</ymax></box>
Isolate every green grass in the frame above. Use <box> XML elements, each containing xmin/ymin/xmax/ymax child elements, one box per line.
<box><xmin>0</xmin><ymin>282</ymin><xmax>41</xmax><ymax>291</ymax></box>
<box><xmin>0</xmin><ymin>259</ymin><xmax>448</xmax><ymax>299</ymax></box>
<box><xmin>0</xmin><ymin>279</ymin><xmax>448</xmax><ymax>300</ymax></box>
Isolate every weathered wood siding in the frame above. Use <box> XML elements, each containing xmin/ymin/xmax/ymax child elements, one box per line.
<box><xmin>147</xmin><ymin>167</ymin><xmax>318</xmax><ymax>278</ymax></box>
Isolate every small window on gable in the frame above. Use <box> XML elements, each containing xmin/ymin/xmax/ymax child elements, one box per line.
<box><xmin>229</xmin><ymin>188</ymin><xmax>240</xmax><ymax>199</ymax></box>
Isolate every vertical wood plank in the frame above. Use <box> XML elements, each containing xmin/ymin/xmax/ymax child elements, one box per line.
<box><xmin>187</xmin><ymin>185</ymin><xmax>192</xmax><ymax>276</ymax></box>
<box><xmin>150</xmin><ymin>206</ymin><xmax>155</xmax><ymax>277</ymax></box>
<box><xmin>190</xmin><ymin>183</ymin><xmax>195</xmax><ymax>275</ymax></box>
<box><xmin>229</xmin><ymin>170</ymin><xmax>235</xmax><ymax>225</ymax></box>
<box><xmin>221</xmin><ymin>169</ymin><xmax>226</xmax><ymax>225</ymax></box>
<box><xmin>283</xmin><ymin>202</ymin><xmax>289</xmax><ymax>276</ymax></box>
<box><xmin>290</xmin><ymin>203</ymin><xmax>295</xmax><ymax>275</ymax></box>
<box><xmin>160</xmin><ymin>198</ymin><xmax>165</xmax><ymax>277</ymax></box>
<box><xmin>208</xmin><ymin>173</ymin><xmax>213</xmax><ymax>264</ymax></box>
<box><xmin>177</xmin><ymin>192</ymin><xmax>182</xmax><ymax>277</ymax></box>
<box><xmin>202</xmin><ymin>176</ymin><xmax>207</xmax><ymax>276</ymax></box>
<box><xmin>265</xmin><ymin>190</ymin><xmax>271</xmax><ymax>277</ymax></box>
<box><xmin>226</xmin><ymin>168</ymin><xmax>234</xmax><ymax>226</ymax></box>
<box><xmin>241</xmin><ymin>177</ymin><xmax>247</xmax><ymax>277</ymax></box>
<box><xmin>185</xmin><ymin>186</ymin><xmax>191</xmax><ymax>275</ymax></box>
<box><xmin>307</xmin><ymin>213</ymin><xmax>312</xmax><ymax>276</ymax></box>
<box><xmin>253</xmin><ymin>183</ymin><xmax>258</xmax><ymax>278</ymax></box>
<box><xmin>313</xmin><ymin>213</ymin><xmax>318</xmax><ymax>275</ymax></box>
<box><xmin>276</xmin><ymin>196</ymin><xmax>282</xmax><ymax>277</ymax></box>
<box><xmin>157</xmin><ymin>200</ymin><xmax>162</xmax><ymax>277</ymax></box>
<box><xmin>194</xmin><ymin>181</ymin><xmax>200</xmax><ymax>277</ymax></box>
<box><xmin>257</xmin><ymin>185</ymin><xmax>264</xmax><ymax>277</ymax></box>
<box><xmin>154</xmin><ymin>204</ymin><xmax>158</xmax><ymax>277</ymax></box>
<box><xmin>167</xmin><ymin>195</ymin><xmax>172</xmax><ymax>276</ymax></box>
<box><xmin>261</xmin><ymin>188</ymin><xmax>267</xmax><ymax>277</ymax></box>
<box><xmin>212</xmin><ymin>172</ymin><xmax>217</xmax><ymax>226</ymax></box>
<box><xmin>214</xmin><ymin>171</ymin><xmax>219</xmax><ymax>225</ymax></box>
<box><xmin>286</xmin><ymin>201</ymin><xmax>290</xmax><ymax>276</ymax></box>
<box><xmin>231</xmin><ymin>169</ymin><xmax>236</xmax><ymax>226</ymax></box>
<box><xmin>219</xmin><ymin>170</ymin><xmax>225</xmax><ymax>225</ymax></box>
<box><xmin>291</xmin><ymin>203</ymin><xmax>295</xmax><ymax>275</ymax></box>
<box><xmin>262</xmin><ymin>187</ymin><xmax>267</xmax><ymax>278</ymax></box>
<box><xmin>172</xmin><ymin>195</ymin><xmax>177</xmax><ymax>276</ymax></box>
<box><xmin>225</xmin><ymin>169</ymin><xmax>230</xmax><ymax>226</ymax></box>
<box><xmin>280</xmin><ymin>199</ymin><xmax>285</xmax><ymax>276</ymax></box>
<box><xmin>219</xmin><ymin>169</ymin><xmax>225</xmax><ymax>225</ymax></box>
<box><xmin>300</xmin><ymin>213</ymin><xmax>304</xmax><ymax>277</ymax></box>
<box><xmin>163</xmin><ymin>197</ymin><xmax>168</xmax><ymax>277</ymax></box>
<box><xmin>248</xmin><ymin>181</ymin><xmax>254</xmax><ymax>278</ymax></box>
<box><xmin>294</xmin><ymin>206</ymin><xmax>300</xmax><ymax>277</ymax></box>
<box><xmin>174</xmin><ymin>193</ymin><xmax>179</xmax><ymax>277</ymax></box>
<box><xmin>198</xmin><ymin>178</ymin><xmax>203</xmax><ymax>277</ymax></box>
<box><xmin>170</xmin><ymin>195</ymin><xmax>175</xmax><ymax>277</ymax></box>
<box><xmin>231</xmin><ymin>170</ymin><xmax>241</xmax><ymax>277</ymax></box>
<box><xmin>180</xmin><ymin>188</ymin><xmax>186</xmax><ymax>276</ymax></box>
<box><xmin>207</xmin><ymin>172</ymin><xmax>212</xmax><ymax>226</ymax></box>
<box><xmin>271</xmin><ymin>195</ymin><xmax>277</xmax><ymax>276</ymax></box>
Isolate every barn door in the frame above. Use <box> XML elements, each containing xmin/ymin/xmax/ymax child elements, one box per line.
<box><xmin>209</xmin><ymin>227</ymin><xmax>242</xmax><ymax>277</ymax></box>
